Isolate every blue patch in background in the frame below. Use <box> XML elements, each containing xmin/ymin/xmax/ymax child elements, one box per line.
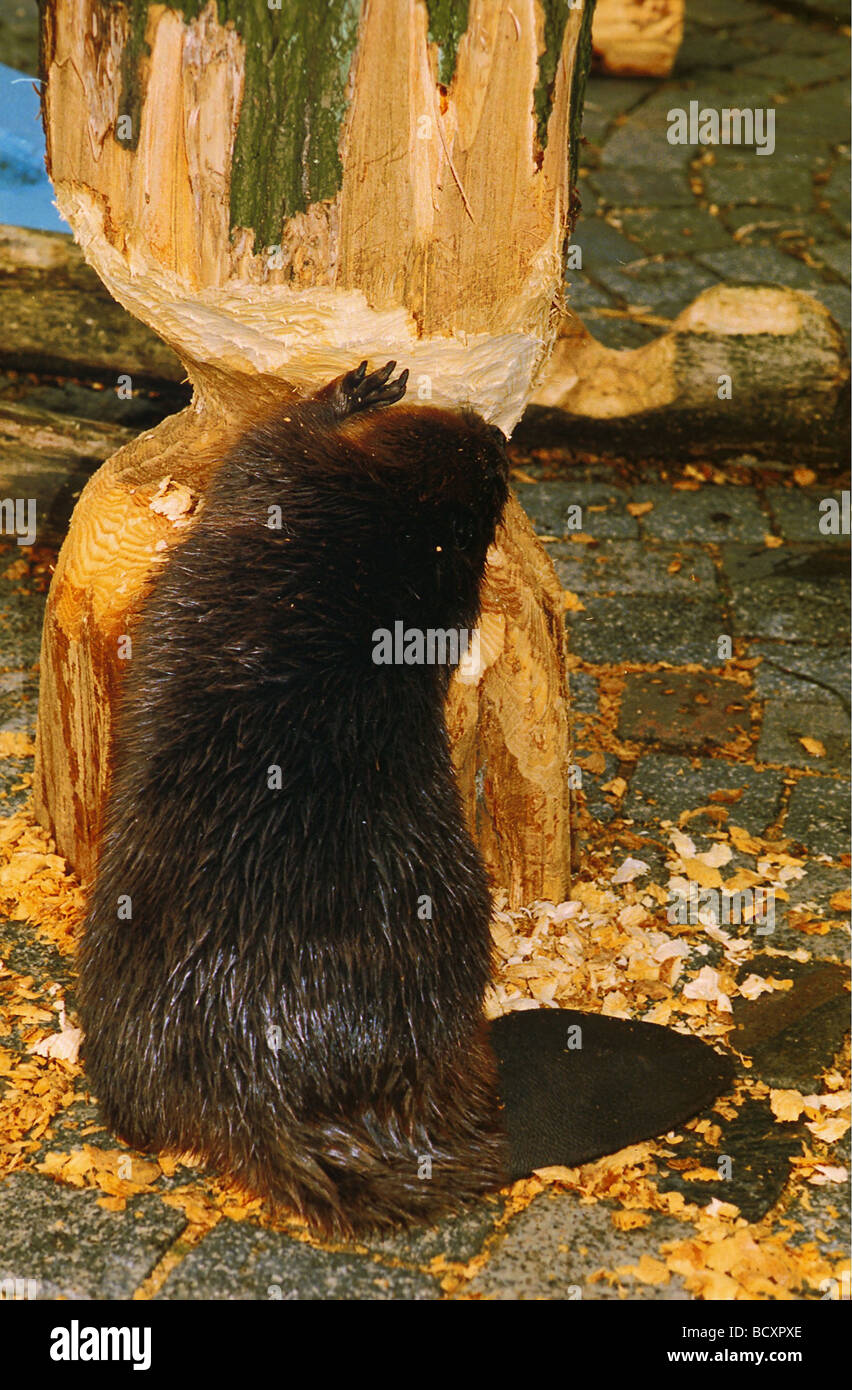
<box><xmin>0</xmin><ymin>61</ymin><xmax>70</xmax><ymax>233</ymax></box>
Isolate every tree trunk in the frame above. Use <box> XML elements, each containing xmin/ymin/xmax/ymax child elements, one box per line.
<box><xmin>34</xmin><ymin>0</ymin><xmax>595</xmax><ymax>904</ymax></box>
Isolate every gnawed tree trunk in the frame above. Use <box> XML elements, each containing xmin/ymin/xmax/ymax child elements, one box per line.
<box><xmin>526</xmin><ymin>286</ymin><xmax>850</xmax><ymax>453</ymax></box>
<box><xmin>34</xmin><ymin>0</ymin><xmax>596</xmax><ymax>904</ymax></box>
<box><xmin>592</xmin><ymin>0</ymin><xmax>683</xmax><ymax>78</ymax></box>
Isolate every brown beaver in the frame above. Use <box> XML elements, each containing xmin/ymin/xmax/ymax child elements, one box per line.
<box><xmin>77</xmin><ymin>362</ymin><xmax>733</xmax><ymax>1237</ymax></box>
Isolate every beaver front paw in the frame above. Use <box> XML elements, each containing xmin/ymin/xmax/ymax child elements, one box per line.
<box><xmin>320</xmin><ymin>359</ymin><xmax>409</xmax><ymax>419</ymax></box>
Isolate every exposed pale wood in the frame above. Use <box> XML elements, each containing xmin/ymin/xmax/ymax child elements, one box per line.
<box><xmin>448</xmin><ymin>494</ymin><xmax>572</xmax><ymax>906</ymax></box>
<box><xmin>34</xmin><ymin>0</ymin><xmax>595</xmax><ymax>904</ymax></box>
<box><xmin>34</xmin><ymin>406</ymin><xmax>233</xmax><ymax>881</ymax></box>
<box><xmin>41</xmin><ymin>0</ymin><xmax>589</xmax><ymax>431</ymax></box>
<box><xmin>592</xmin><ymin>0</ymin><xmax>684</xmax><ymax>78</ymax></box>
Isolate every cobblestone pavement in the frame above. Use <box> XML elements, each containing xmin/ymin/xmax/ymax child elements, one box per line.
<box><xmin>0</xmin><ymin>0</ymin><xmax>849</xmax><ymax>1300</ymax></box>
<box><xmin>573</xmin><ymin>0</ymin><xmax>851</xmax><ymax>350</ymax></box>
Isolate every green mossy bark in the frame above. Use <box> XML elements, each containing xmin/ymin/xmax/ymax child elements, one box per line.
<box><xmin>43</xmin><ymin>0</ymin><xmax>596</xmax><ymax>253</ymax></box>
<box><xmin>426</xmin><ymin>0</ymin><xmax>468</xmax><ymax>86</ymax></box>
<box><xmin>566</xmin><ymin>0</ymin><xmax>595</xmax><ymax>189</ymax></box>
<box><xmin>117</xmin><ymin>0</ymin><xmax>361</xmax><ymax>248</ymax></box>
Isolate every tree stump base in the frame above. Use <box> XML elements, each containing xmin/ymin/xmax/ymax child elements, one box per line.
<box><xmin>33</xmin><ymin>405</ymin><xmax>572</xmax><ymax>907</ymax></box>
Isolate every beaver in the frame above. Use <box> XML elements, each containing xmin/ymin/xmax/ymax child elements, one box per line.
<box><xmin>77</xmin><ymin>361</ymin><xmax>733</xmax><ymax>1237</ymax></box>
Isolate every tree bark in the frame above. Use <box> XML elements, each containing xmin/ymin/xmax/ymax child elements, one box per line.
<box><xmin>34</xmin><ymin>0</ymin><xmax>595</xmax><ymax>903</ymax></box>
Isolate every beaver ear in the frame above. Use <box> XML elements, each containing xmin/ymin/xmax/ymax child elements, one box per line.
<box><xmin>490</xmin><ymin>1009</ymin><xmax>734</xmax><ymax>1180</ymax></box>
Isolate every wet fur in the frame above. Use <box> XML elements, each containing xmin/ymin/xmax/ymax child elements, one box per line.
<box><xmin>78</xmin><ymin>369</ymin><xmax>512</xmax><ymax>1236</ymax></box>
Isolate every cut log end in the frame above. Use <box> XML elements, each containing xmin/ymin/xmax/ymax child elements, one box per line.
<box><xmin>591</xmin><ymin>0</ymin><xmax>685</xmax><ymax>78</ymax></box>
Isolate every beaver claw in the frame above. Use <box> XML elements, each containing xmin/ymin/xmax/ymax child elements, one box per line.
<box><xmin>322</xmin><ymin>360</ymin><xmax>409</xmax><ymax>419</ymax></box>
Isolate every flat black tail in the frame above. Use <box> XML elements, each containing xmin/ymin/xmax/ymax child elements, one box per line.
<box><xmin>490</xmin><ymin>1009</ymin><xmax>735</xmax><ymax>1180</ymax></box>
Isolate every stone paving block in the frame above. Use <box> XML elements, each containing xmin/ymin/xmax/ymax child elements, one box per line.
<box><xmin>784</xmin><ymin>775</ymin><xmax>850</xmax><ymax>857</ymax></box>
<box><xmin>572</xmin><ymin>215</ymin><xmax>644</xmax><ymax>273</ymax></box>
<box><xmin>757</xmin><ymin>700</ymin><xmax>850</xmax><ymax>772</ymax></box>
<box><xmin>566</xmin><ymin>594</ymin><xmax>726</xmax><ymax>665</ymax></box>
<box><xmin>623</xmin><ymin>755</ymin><xmax>785</xmax><ymax>835</ymax></box>
<box><xmin>580</xmin><ymin>81</ymin><xmax>653</xmax><ymax>144</ymax></box>
<box><xmin>0</xmin><ymin>1171</ymin><xmax>186</xmax><ymax>1300</ymax></box>
<box><xmin>718</xmin><ymin>204</ymin><xmax>818</xmax><ymax>239</ymax></box>
<box><xmin>590</xmin><ymin>257</ymin><xmax>720</xmax><ymax>319</ymax></box>
<box><xmin>0</xmin><ymin>574</ymin><xmax>46</xmax><ymax>669</ymax></box>
<box><xmin>821</xmin><ymin>157</ymin><xmax>850</xmax><ymax>236</ymax></box>
<box><xmin>765</xmin><ymin>487</ymin><xmax>850</xmax><ymax>544</ymax></box>
<box><xmin>616</xmin><ymin>207</ymin><xmax>733</xmax><ymax>256</ymax></box>
<box><xmin>741</xmin><ymin>14</ymin><xmax>846</xmax><ymax>52</ymax></box>
<box><xmin>806</xmin><ymin>282</ymin><xmax>851</xmax><ymax>336</ymax></box>
<box><xmin>656</xmin><ymin>1098</ymin><xmax>803</xmax><ymax>1224</ymax></box>
<box><xmin>753</xmin><ymin>642</ymin><xmax>850</xmax><ymax>706</ymax></box>
<box><xmin>671</xmin><ymin>68</ymin><xmax>781</xmax><ymax>111</ymax></box>
<box><xmin>157</xmin><ymin>1216</ymin><xmax>440</xmax><ymax>1301</ymax></box>
<box><xmin>463</xmin><ymin>1193</ymin><xmax>690</xmax><ymax>1301</ymax></box>
<box><xmin>775</xmin><ymin>82</ymin><xmax>851</xmax><ymax>150</ymax></box>
<box><xmin>364</xmin><ymin>1198</ymin><xmax>503</xmax><ymax>1266</ymax></box>
<box><xmin>567</xmin><ymin>669</ymin><xmax>599</xmax><ymax>713</ymax></box>
<box><xmin>618</xmin><ymin>671</ymin><xmax>751</xmax><ymax>750</ymax></box>
<box><xmin>733</xmin><ymin>956</ymin><xmax>850</xmax><ymax>1091</ymax></box>
<box><xmin>507</xmin><ymin>460</ymin><xmax>619</xmax><ymax>488</ymax></box>
<box><xmin>0</xmin><ymin>670</ymin><xmax>38</xmax><ymax>733</ymax></box>
<box><xmin>785</xmin><ymin>861</ymin><xmax>852</xmax><ymax>923</ymax></box>
<box><xmin>750</xmin><ymin>898</ymin><xmax>850</xmax><ymax>965</ymax></box>
<box><xmin>586</xmin><ymin>167</ymin><xmax>697</xmax><ymax>209</ymax></box>
<box><xmin>675</xmin><ymin>29</ymin><xmax>756</xmax><ymax>74</ymax></box>
<box><xmin>695</xmin><ymin>243</ymin><xmax>824</xmax><ymax>290</ymax></box>
<box><xmin>575</xmin><ymin>168</ymin><xmax>603</xmax><ymax>208</ymax></box>
<box><xmin>0</xmin><ymin>375</ymin><xmax>188</xmax><ymax>433</ymax></box>
<box><xmin>0</xmin><ymin>451</ymin><xmax>92</xmax><ymax>550</ymax></box>
<box><xmin>811</xmin><ymin>242</ymin><xmax>851</xmax><ymax>282</ymax></box>
<box><xmin>791</xmin><ymin>0</ymin><xmax>848</xmax><ymax>18</ymax></box>
<box><xmin>550</xmin><ymin>539</ymin><xmax>718</xmax><ymax>596</ymax></box>
<box><xmin>787</xmin><ymin>1177</ymin><xmax>850</xmax><ymax>1267</ymax></box>
<box><xmin>723</xmin><ymin>544</ymin><xmax>850</xmax><ymax>642</ymax></box>
<box><xmin>515</xmin><ymin>481</ymin><xmax>638</xmax><ymax>539</ymax></box>
<box><xmin>564</xmin><ymin>274</ymin><xmax>620</xmax><ymax>312</ymax></box>
<box><xmin>27</xmin><ymin>1098</ymin><xmax>112</xmax><ymax>1161</ymax></box>
<box><xmin>737</xmin><ymin>48</ymin><xmax>852</xmax><ymax>86</ymax></box>
<box><xmin>0</xmin><ymin>756</ymin><xmax>32</xmax><ymax>814</ymax></box>
<box><xmin>632</xmin><ymin>485</ymin><xmax>770</xmax><ymax>543</ymax></box>
<box><xmin>575</xmin><ymin>748</ymin><xmax>620</xmax><ymax>825</ymax></box>
<box><xmin>0</xmin><ymin>914</ymin><xmax>74</xmax><ymax>990</ymax></box>
<box><xmin>701</xmin><ymin>156</ymin><xmax>816</xmax><ymax>211</ymax></box>
<box><xmin>599</xmin><ymin>119</ymin><xmax>694</xmax><ymax>174</ymax></box>
<box><xmin>577</xmin><ymin>316</ymin><xmax>659</xmax><ymax>351</ymax></box>
<box><xmin>688</xmin><ymin>0</ymin><xmax>776</xmax><ymax>25</ymax></box>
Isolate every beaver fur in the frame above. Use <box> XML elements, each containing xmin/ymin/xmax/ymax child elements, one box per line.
<box><xmin>78</xmin><ymin>361</ymin><xmax>736</xmax><ymax>1235</ymax></box>
<box><xmin>77</xmin><ymin>362</ymin><xmax>514</xmax><ymax>1236</ymax></box>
